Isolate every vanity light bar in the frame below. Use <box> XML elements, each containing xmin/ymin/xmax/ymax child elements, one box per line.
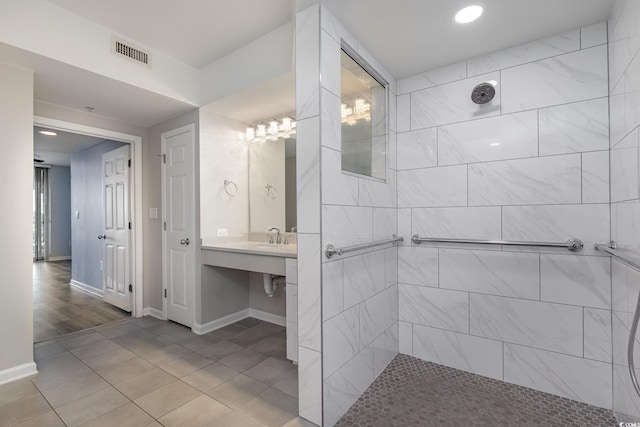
<box><xmin>246</xmin><ymin>117</ymin><xmax>296</xmax><ymax>142</ymax></box>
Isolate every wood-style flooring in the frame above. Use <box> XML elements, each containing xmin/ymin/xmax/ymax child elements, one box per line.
<box><xmin>33</xmin><ymin>260</ymin><xmax>129</xmax><ymax>342</ymax></box>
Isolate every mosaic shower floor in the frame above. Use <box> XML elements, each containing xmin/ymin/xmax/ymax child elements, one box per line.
<box><xmin>335</xmin><ymin>354</ymin><xmax>617</xmax><ymax>426</ymax></box>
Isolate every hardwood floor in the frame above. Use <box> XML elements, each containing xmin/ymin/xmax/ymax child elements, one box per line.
<box><xmin>33</xmin><ymin>260</ymin><xmax>130</xmax><ymax>342</ymax></box>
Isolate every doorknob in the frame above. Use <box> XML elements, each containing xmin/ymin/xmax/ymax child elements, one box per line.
<box><xmin>97</xmin><ymin>234</ymin><xmax>107</xmax><ymax>240</ymax></box>
<box><xmin>180</xmin><ymin>238</ymin><xmax>190</xmax><ymax>245</ymax></box>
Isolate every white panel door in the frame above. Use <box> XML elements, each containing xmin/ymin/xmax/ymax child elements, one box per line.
<box><xmin>102</xmin><ymin>145</ymin><xmax>132</xmax><ymax>312</ymax></box>
<box><xmin>162</xmin><ymin>124</ymin><xmax>195</xmax><ymax>328</ymax></box>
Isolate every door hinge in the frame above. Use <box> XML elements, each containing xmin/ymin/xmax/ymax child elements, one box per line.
<box><xmin>128</xmin><ymin>159</ymin><xmax>131</xmax><ymax>168</ymax></box>
<box><xmin>128</xmin><ymin>222</ymin><xmax>132</xmax><ymax>230</ymax></box>
<box><xmin>164</xmin><ymin>289</ymin><xmax>167</xmax><ymax>298</ymax></box>
<box><xmin>162</xmin><ymin>154</ymin><xmax>166</xmax><ymax>164</ymax></box>
<box><xmin>163</xmin><ymin>222</ymin><xmax>166</xmax><ymax>231</ymax></box>
<box><xmin>128</xmin><ymin>284</ymin><xmax>132</xmax><ymax>293</ymax></box>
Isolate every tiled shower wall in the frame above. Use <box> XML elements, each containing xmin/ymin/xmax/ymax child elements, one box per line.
<box><xmin>609</xmin><ymin>0</ymin><xmax>640</xmax><ymax>421</ymax></box>
<box><xmin>318</xmin><ymin>8</ymin><xmax>399</xmax><ymax>427</ymax></box>
<box><xmin>295</xmin><ymin>5</ymin><xmax>400</xmax><ymax>426</ymax></box>
<box><xmin>396</xmin><ymin>23</ymin><xmax>613</xmax><ymax>409</ymax></box>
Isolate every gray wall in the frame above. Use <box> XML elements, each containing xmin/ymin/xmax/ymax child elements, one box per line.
<box><xmin>48</xmin><ymin>166</ymin><xmax>71</xmax><ymax>259</ymax></box>
<box><xmin>71</xmin><ymin>140</ymin><xmax>127</xmax><ymax>290</ymax></box>
<box><xmin>0</xmin><ymin>62</ymin><xmax>34</xmax><ymax>375</ymax></box>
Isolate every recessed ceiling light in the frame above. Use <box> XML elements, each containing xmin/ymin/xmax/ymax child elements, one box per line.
<box><xmin>38</xmin><ymin>130</ymin><xmax>57</xmax><ymax>136</ymax></box>
<box><xmin>455</xmin><ymin>5</ymin><xmax>483</xmax><ymax>24</ymax></box>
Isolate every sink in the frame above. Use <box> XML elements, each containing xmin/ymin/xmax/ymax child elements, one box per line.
<box><xmin>252</xmin><ymin>243</ymin><xmax>287</xmax><ymax>249</ymax></box>
<box><xmin>201</xmin><ymin>240</ymin><xmax>296</xmax><ymax>275</ymax></box>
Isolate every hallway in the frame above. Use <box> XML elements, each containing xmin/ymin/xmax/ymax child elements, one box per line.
<box><xmin>33</xmin><ymin>261</ymin><xmax>129</xmax><ymax>342</ymax></box>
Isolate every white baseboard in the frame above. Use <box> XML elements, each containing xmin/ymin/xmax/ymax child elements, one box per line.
<box><xmin>249</xmin><ymin>308</ymin><xmax>286</xmax><ymax>327</ymax></box>
<box><xmin>47</xmin><ymin>256</ymin><xmax>71</xmax><ymax>261</ymax></box>
<box><xmin>70</xmin><ymin>280</ymin><xmax>103</xmax><ymax>298</ymax></box>
<box><xmin>192</xmin><ymin>308</ymin><xmax>287</xmax><ymax>335</ymax></box>
<box><xmin>142</xmin><ymin>307</ymin><xmax>164</xmax><ymax>319</ymax></box>
<box><xmin>0</xmin><ymin>362</ymin><xmax>38</xmax><ymax>386</ymax></box>
<box><xmin>193</xmin><ymin>309</ymin><xmax>249</xmax><ymax>335</ymax></box>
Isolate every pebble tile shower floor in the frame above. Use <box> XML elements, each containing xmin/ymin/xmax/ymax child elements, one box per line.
<box><xmin>335</xmin><ymin>354</ymin><xmax>617</xmax><ymax>426</ymax></box>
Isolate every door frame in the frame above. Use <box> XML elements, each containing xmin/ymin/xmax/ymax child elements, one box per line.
<box><xmin>33</xmin><ymin>116</ymin><xmax>144</xmax><ymax>317</ymax></box>
<box><xmin>160</xmin><ymin>123</ymin><xmax>196</xmax><ymax>325</ymax></box>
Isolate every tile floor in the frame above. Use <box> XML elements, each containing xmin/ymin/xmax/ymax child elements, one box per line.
<box><xmin>0</xmin><ymin>317</ymin><xmax>315</xmax><ymax>427</ymax></box>
<box><xmin>335</xmin><ymin>354</ymin><xmax>618</xmax><ymax>426</ymax></box>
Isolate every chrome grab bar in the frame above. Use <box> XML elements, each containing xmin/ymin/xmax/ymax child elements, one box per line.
<box><xmin>594</xmin><ymin>242</ymin><xmax>640</xmax><ymax>399</ymax></box>
<box><xmin>325</xmin><ymin>235</ymin><xmax>404</xmax><ymax>259</ymax></box>
<box><xmin>411</xmin><ymin>234</ymin><xmax>584</xmax><ymax>252</ymax></box>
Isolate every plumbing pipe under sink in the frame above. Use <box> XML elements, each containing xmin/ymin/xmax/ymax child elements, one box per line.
<box><xmin>263</xmin><ymin>273</ymin><xmax>285</xmax><ymax>297</ymax></box>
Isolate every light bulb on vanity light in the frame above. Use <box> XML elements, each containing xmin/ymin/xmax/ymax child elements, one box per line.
<box><xmin>268</xmin><ymin>120</ymin><xmax>279</xmax><ymax>135</ymax></box>
<box><xmin>280</xmin><ymin>117</ymin><xmax>292</xmax><ymax>132</ymax></box>
<box><xmin>256</xmin><ymin>124</ymin><xmax>267</xmax><ymax>138</ymax></box>
<box><xmin>246</xmin><ymin>127</ymin><xmax>255</xmax><ymax>140</ymax></box>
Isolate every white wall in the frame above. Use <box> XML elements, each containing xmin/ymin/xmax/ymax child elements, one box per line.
<box><xmin>318</xmin><ymin>8</ymin><xmax>399</xmax><ymax>427</ymax></box>
<box><xmin>609</xmin><ymin>0</ymin><xmax>640</xmax><ymax>421</ymax></box>
<box><xmin>396</xmin><ymin>23</ymin><xmax>612</xmax><ymax>410</ymax></box>
<box><xmin>0</xmin><ymin>62</ymin><xmax>36</xmax><ymax>382</ymax></box>
<box><xmin>199</xmin><ymin>110</ymin><xmax>249</xmax><ymax>241</ymax></box>
<box><xmin>48</xmin><ymin>165</ymin><xmax>71</xmax><ymax>259</ymax></box>
<box><xmin>295</xmin><ymin>5</ymin><xmax>400</xmax><ymax>425</ymax></box>
<box><xmin>71</xmin><ymin>140</ymin><xmax>127</xmax><ymax>291</ymax></box>
<box><xmin>295</xmin><ymin>6</ymin><xmax>323</xmax><ymax>424</ymax></box>
<box><xmin>199</xmin><ymin>22</ymin><xmax>293</xmax><ymax>106</ymax></box>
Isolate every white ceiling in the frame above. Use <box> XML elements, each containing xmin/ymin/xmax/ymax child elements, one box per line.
<box><xmin>34</xmin><ymin>126</ymin><xmax>108</xmax><ymax>167</ymax></box>
<box><xmin>202</xmin><ymin>73</ymin><xmax>295</xmax><ymax>124</ymax></box>
<box><xmin>47</xmin><ymin>0</ymin><xmax>297</xmax><ymax>69</ymax></box>
<box><xmin>9</xmin><ymin>0</ymin><xmax>616</xmax><ymax>130</ymax></box>
<box><xmin>322</xmin><ymin>0</ymin><xmax>615</xmax><ymax>78</ymax></box>
<box><xmin>0</xmin><ymin>42</ymin><xmax>197</xmax><ymax>128</ymax></box>
<box><xmin>45</xmin><ymin>0</ymin><xmax>614</xmax><ymax>80</ymax></box>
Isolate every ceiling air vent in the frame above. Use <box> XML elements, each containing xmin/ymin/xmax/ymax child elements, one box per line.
<box><xmin>111</xmin><ymin>36</ymin><xmax>151</xmax><ymax>68</ymax></box>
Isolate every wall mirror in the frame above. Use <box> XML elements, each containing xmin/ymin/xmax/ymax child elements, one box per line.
<box><xmin>199</xmin><ymin>71</ymin><xmax>297</xmax><ymax>240</ymax></box>
<box><xmin>247</xmin><ymin>127</ymin><xmax>296</xmax><ymax>233</ymax></box>
<box><xmin>340</xmin><ymin>44</ymin><xmax>388</xmax><ymax>181</ymax></box>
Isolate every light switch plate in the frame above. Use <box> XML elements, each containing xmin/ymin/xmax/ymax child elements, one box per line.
<box><xmin>149</xmin><ymin>208</ymin><xmax>158</xmax><ymax>219</ymax></box>
<box><xmin>217</xmin><ymin>228</ymin><xmax>228</xmax><ymax>237</ymax></box>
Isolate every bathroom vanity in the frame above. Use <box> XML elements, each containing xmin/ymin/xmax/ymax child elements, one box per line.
<box><xmin>200</xmin><ymin>238</ymin><xmax>298</xmax><ymax>362</ymax></box>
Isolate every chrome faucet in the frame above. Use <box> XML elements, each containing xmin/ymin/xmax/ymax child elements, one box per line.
<box><xmin>268</xmin><ymin>226</ymin><xmax>281</xmax><ymax>244</ymax></box>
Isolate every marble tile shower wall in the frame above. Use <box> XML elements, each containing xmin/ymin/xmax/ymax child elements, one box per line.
<box><xmin>609</xmin><ymin>0</ymin><xmax>640</xmax><ymax>421</ymax></box>
<box><xmin>317</xmin><ymin>8</ymin><xmax>399</xmax><ymax>426</ymax></box>
<box><xmin>396</xmin><ymin>23</ymin><xmax>613</xmax><ymax>410</ymax></box>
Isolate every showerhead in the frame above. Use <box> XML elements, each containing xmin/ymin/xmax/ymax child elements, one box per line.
<box><xmin>471</xmin><ymin>82</ymin><xmax>496</xmax><ymax>104</ymax></box>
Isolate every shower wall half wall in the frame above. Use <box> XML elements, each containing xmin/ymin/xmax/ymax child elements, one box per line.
<box><xmin>395</xmin><ymin>23</ymin><xmax>612</xmax><ymax>410</ymax></box>
<box><xmin>295</xmin><ymin>5</ymin><xmax>399</xmax><ymax>426</ymax></box>
<box><xmin>609</xmin><ymin>0</ymin><xmax>640</xmax><ymax>421</ymax></box>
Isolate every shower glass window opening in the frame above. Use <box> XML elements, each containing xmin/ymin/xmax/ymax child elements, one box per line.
<box><xmin>340</xmin><ymin>43</ymin><xmax>388</xmax><ymax>180</ymax></box>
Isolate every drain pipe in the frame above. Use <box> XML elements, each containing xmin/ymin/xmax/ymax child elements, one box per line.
<box><xmin>263</xmin><ymin>273</ymin><xmax>285</xmax><ymax>297</ymax></box>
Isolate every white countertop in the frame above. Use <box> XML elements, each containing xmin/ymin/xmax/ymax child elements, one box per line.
<box><xmin>201</xmin><ymin>240</ymin><xmax>297</xmax><ymax>258</ymax></box>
